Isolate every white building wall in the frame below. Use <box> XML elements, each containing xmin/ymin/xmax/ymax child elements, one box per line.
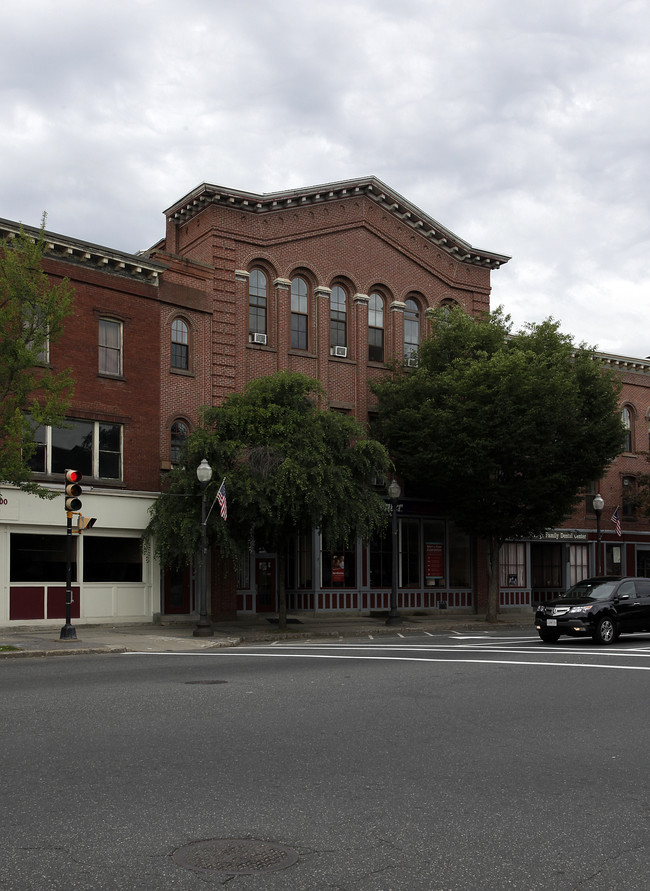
<box><xmin>0</xmin><ymin>485</ymin><xmax>160</xmax><ymax>628</ymax></box>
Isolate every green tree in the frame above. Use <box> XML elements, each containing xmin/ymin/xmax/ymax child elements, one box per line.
<box><xmin>371</xmin><ymin>307</ymin><xmax>624</xmax><ymax>622</ymax></box>
<box><xmin>146</xmin><ymin>372</ymin><xmax>391</xmax><ymax>629</ymax></box>
<box><xmin>0</xmin><ymin>216</ymin><xmax>75</xmax><ymax>495</ymax></box>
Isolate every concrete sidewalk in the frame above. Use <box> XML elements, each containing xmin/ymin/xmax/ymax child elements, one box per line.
<box><xmin>0</xmin><ymin>612</ymin><xmax>534</xmax><ymax>659</ymax></box>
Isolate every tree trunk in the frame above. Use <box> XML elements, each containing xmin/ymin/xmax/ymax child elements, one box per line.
<box><xmin>277</xmin><ymin>549</ymin><xmax>287</xmax><ymax>631</ymax></box>
<box><xmin>485</xmin><ymin>534</ymin><xmax>500</xmax><ymax>623</ymax></box>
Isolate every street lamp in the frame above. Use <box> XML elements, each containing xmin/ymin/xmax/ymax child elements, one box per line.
<box><xmin>194</xmin><ymin>458</ymin><xmax>214</xmax><ymax>637</ymax></box>
<box><xmin>386</xmin><ymin>479</ymin><xmax>402</xmax><ymax>626</ymax></box>
<box><xmin>593</xmin><ymin>493</ymin><xmax>604</xmax><ymax>577</ymax></box>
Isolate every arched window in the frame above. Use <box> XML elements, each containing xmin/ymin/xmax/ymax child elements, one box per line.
<box><xmin>291</xmin><ymin>277</ymin><xmax>308</xmax><ymax>350</ymax></box>
<box><xmin>330</xmin><ymin>285</ymin><xmax>347</xmax><ymax>349</ymax></box>
<box><xmin>404</xmin><ymin>298</ymin><xmax>420</xmax><ymax>358</ymax></box>
<box><xmin>171</xmin><ymin>318</ymin><xmax>189</xmax><ymax>370</ymax></box>
<box><xmin>368</xmin><ymin>293</ymin><xmax>384</xmax><ymax>362</ymax></box>
<box><xmin>621</xmin><ymin>406</ymin><xmax>633</xmax><ymax>452</ymax></box>
<box><xmin>249</xmin><ymin>269</ymin><xmax>267</xmax><ymax>337</ymax></box>
<box><xmin>170</xmin><ymin>420</ymin><xmax>189</xmax><ymax>465</ymax></box>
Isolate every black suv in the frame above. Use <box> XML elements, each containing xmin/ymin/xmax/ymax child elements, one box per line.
<box><xmin>535</xmin><ymin>577</ymin><xmax>650</xmax><ymax>644</ymax></box>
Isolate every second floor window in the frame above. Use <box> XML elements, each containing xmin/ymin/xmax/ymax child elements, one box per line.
<box><xmin>99</xmin><ymin>318</ymin><xmax>122</xmax><ymax>376</ymax></box>
<box><xmin>249</xmin><ymin>269</ymin><xmax>267</xmax><ymax>335</ymax></box>
<box><xmin>621</xmin><ymin>406</ymin><xmax>633</xmax><ymax>452</ymax></box>
<box><xmin>368</xmin><ymin>293</ymin><xmax>384</xmax><ymax>362</ymax></box>
<box><xmin>171</xmin><ymin>319</ymin><xmax>189</xmax><ymax>370</ymax></box>
<box><xmin>330</xmin><ymin>285</ymin><xmax>347</xmax><ymax>348</ymax></box>
<box><xmin>404</xmin><ymin>298</ymin><xmax>420</xmax><ymax>358</ymax></box>
<box><xmin>291</xmin><ymin>277</ymin><xmax>308</xmax><ymax>350</ymax></box>
<box><xmin>171</xmin><ymin>420</ymin><xmax>189</xmax><ymax>465</ymax></box>
<box><xmin>27</xmin><ymin>419</ymin><xmax>122</xmax><ymax>480</ymax></box>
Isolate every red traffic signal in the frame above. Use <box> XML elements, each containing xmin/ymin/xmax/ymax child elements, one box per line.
<box><xmin>64</xmin><ymin>469</ymin><xmax>83</xmax><ymax>511</ymax></box>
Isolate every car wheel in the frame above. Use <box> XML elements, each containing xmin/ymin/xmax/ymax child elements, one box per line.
<box><xmin>593</xmin><ymin>616</ymin><xmax>617</xmax><ymax>645</ymax></box>
<box><xmin>538</xmin><ymin>629</ymin><xmax>561</xmax><ymax>643</ymax></box>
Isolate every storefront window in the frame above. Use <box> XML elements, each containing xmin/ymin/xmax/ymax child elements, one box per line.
<box><xmin>400</xmin><ymin>519</ymin><xmax>420</xmax><ymax>586</ymax></box>
<box><xmin>531</xmin><ymin>543</ymin><xmax>562</xmax><ymax>587</ymax></box>
<box><xmin>83</xmin><ymin>537</ymin><xmax>142</xmax><ymax>582</ymax></box>
<box><xmin>500</xmin><ymin>542</ymin><xmax>526</xmax><ymax>587</ymax></box>
<box><xmin>321</xmin><ymin>539</ymin><xmax>356</xmax><ymax>587</ymax></box>
<box><xmin>10</xmin><ymin>533</ymin><xmax>76</xmax><ymax>582</ymax></box>
<box><xmin>370</xmin><ymin>527</ymin><xmax>392</xmax><ymax>588</ymax></box>
<box><xmin>298</xmin><ymin>530</ymin><xmax>312</xmax><ymax>588</ymax></box>
<box><xmin>449</xmin><ymin>523</ymin><xmax>471</xmax><ymax>587</ymax></box>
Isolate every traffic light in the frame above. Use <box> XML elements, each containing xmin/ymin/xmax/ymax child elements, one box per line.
<box><xmin>64</xmin><ymin>469</ymin><xmax>83</xmax><ymax>512</ymax></box>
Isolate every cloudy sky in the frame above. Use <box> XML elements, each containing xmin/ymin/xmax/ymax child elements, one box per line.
<box><xmin>2</xmin><ymin>0</ymin><xmax>649</xmax><ymax>358</ymax></box>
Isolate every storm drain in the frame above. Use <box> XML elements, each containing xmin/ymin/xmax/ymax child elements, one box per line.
<box><xmin>171</xmin><ymin>838</ymin><xmax>299</xmax><ymax>875</ymax></box>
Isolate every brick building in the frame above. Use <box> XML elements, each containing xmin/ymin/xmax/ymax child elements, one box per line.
<box><xmin>144</xmin><ymin>178</ymin><xmax>511</xmax><ymax>619</ymax></box>
<box><xmin>0</xmin><ymin>219</ymin><xmax>167</xmax><ymax>625</ymax></box>
<box><xmin>2</xmin><ymin>176</ymin><xmax>650</xmax><ymax>628</ymax></box>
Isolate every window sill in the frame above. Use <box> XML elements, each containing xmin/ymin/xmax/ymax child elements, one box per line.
<box><xmin>97</xmin><ymin>372</ymin><xmax>126</xmax><ymax>382</ymax></box>
<box><xmin>170</xmin><ymin>367</ymin><xmax>195</xmax><ymax>377</ymax></box>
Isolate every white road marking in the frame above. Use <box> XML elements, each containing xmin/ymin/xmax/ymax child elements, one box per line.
<box><xmin>123</xmin><ymin>651</ymin><xmax>650</xmax><ymax>670</ymax></box>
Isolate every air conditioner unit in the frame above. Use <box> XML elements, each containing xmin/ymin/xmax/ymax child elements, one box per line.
<box><xmin>406</xmin><ymin>357</ymin><xmax>418</xmax><ymax>367</ymax></box>
<box><xmin>251</xmin><ymin>333</ymin><xmax>267</xmax><ymax>345</ymax></box>
<box><xmin>332</xmin><ymin>345</ymin><xmax>347</xmax><ymax>358</ymax></box>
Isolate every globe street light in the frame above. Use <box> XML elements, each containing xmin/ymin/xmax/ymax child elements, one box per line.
<box><xmin>386</xmin><ymin>479</ymin><xmax>402</xmax><ymax>626</ymax></box>
<box><xmin>593</xmin><ymin>493</ymin><xmax>604</xmax><ymax>577</ymax></box>
<box><xmin>194</xmin><ymin>458</ymin><xmax>214</xmax><ymax>637</ymax></box>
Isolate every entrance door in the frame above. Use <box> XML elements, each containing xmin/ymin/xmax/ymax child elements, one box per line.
<box><xmin>163</xmin><ymin>566</ymin><xmax>191</xmax><ymax>614</ymax></box>
<box><xmin>256</xmin><ymin>558</ymin><xmax>276</xmax><ymax>612</ymax></box>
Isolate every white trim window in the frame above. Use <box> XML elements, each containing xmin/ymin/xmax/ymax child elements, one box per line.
<box><xmin>28</xmin><ymin>419</ymin><xmax>123</xmax><ymax>480</ymax></box>
<box><xmin>99</xmin><ymin>318</ymin><xmax>122</xmax><ymax>376</ymax></box>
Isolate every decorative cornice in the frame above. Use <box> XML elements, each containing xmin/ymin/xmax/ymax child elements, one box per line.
<box><xmin>0</xmin><ymin>218</ymin><xmax>165</xmax><ymax>284</ymax></box>
<box><xmin>163</xmin><ymin>176</ymin><xmax>511</xmax><ymax>271</ymax></box>
<box><xmin>390</xmin><ymin>301</ymin><xmax>407</xmax><ymax>312</ymax></box>
<box><xmin>273</xmin><ymin>278</ymin><xmax>292</xmax><ymax>290</ymax></box>
<box><xmin>235</xmin><ymin>268</ymin><xmax>250</xmax><ymax>281</ymax></box>
<box><xmin>597</xmin><ymin>352</ymin><xmax>650</xmax><ymax>374</ymax></box>
<box><xmin>315</xmin><ymin>286</ymin><xmax>332</xmax><ymax>299</ymax></box>
<box><xmin>353</xmin><ymin>293</ymin><xmax>370</xmax><ymax>305</ymax></box>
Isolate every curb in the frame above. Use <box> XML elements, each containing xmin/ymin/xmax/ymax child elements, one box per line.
<box><xmin>0</xmin><ymin>646</ymin><xmax>127</xmax><ymax>659</ymax></box>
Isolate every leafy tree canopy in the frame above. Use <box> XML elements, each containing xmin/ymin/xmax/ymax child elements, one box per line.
<box><xmin>0</xmin><ymin>217</ymin><xmax>74</xmax><ymax>496</ymax></box>
<box><xmin>146</xmin><ymin>370</ymin><xmax>391</xmax><ymax>578</ymax></box>
<box><xmin>371</xmin><ymin>307</ymin><xmax>624</xmax><ymax>619</ymax></box>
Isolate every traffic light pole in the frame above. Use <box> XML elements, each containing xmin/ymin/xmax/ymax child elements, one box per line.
<box><xmin>60</xmin><ymin>511</ymin><xmax>77</xmax><ymax>640</ymax></box>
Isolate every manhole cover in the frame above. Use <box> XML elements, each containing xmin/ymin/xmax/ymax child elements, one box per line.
<box><xmin>184</xmin><ymin>680</ymin><xmax>227</xmax><ymax>685</ymax></box>
<box><xmin>172</xmin><ymin>838</ymin><xmax>299</xmax><ymax>875</ymax></box>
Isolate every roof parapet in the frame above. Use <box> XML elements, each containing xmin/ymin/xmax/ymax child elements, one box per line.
<box><xmin>164</xmin><ymin>177</ymin><xmax>511</xmax><ymax>270</ymax></box>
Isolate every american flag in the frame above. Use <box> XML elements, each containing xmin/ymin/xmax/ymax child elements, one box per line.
<box><xmin>611</xmin><ymin>507</ymin><xmax>621</xmax><ymax>537</ymax></box>
<box><xmin>217</xmin><ymin>479</ymin><xmax>227</xmax><ymax>520</ymax></box>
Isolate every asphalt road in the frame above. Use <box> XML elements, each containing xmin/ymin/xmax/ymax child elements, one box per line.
<box><xmin>2</xmin><ymin>630</ymin><xmax>650</xmax><ymax>890</ymax></box>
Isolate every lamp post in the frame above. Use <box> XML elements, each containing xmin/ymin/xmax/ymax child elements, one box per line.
<box><xmin>386</xmin><ymin>479</ymin><xmax>402</xmax><ymax>626</ymax></box>
<box><xmin>194</xmin><ymin>458</ymin><xmax>214</xmax><ymax>638</ymax></box>
<box><xmin>593</xmin><ymin>493</ymin><xmax>604</xmax><ymax>577</ymax></box>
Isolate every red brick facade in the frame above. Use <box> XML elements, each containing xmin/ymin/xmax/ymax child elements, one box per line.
<box><xmin>41</xmin><ymin>253</ymin><xmax>163</xmax><ymax>492</ymax></box>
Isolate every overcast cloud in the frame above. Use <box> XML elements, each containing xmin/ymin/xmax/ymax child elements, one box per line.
<box><xmin>2</xmin><ymin>0</ymin><xmax>649</xmax><ymax>357</ymax></box>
